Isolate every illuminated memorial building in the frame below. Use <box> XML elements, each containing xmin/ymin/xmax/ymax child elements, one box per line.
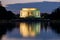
<box><xmin>19</xmin><ymin>8</ymin><xmax>41</xmax><ymax>37</ymax></box>
<box><xmin>20</xmin><ymin>8</ymin><xmax>40</xmax><ymax>18</ymax></box>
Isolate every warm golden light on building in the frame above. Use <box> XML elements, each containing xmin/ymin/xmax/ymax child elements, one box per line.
<box><xmin>22</xmin><ymin>8</ymin><xmax>37</xmax><ymax>10</ymax></box>
<box><xmin>20</xmin><ymin>10</ymin><xmax>29</xmax><ymax>18</ymax></box>
<box><xmin>20</xmin><ymin>8</ymin><xmax>40</xmax><ymax>18</ymax></box>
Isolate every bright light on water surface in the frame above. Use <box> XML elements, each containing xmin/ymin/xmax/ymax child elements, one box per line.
<box><xmin>19</xmin><ymin>22</ymin><xmax>41</xmax><ymax>37</ymax></box>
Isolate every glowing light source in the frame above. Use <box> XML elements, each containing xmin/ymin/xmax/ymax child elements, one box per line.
<box><xmin>22</xmin><ymin>8</ymin><xmax>37</xmax><ymax>10</ymax></box>
<box><xmin>20</xmin><ymin>10</ymin><xmax>29</xmax><ymax>18</ymax></box>
<box><xmin>20</xmin><ymin>8</ymin><xmax>40</xmax><ymax>18</ymax></box>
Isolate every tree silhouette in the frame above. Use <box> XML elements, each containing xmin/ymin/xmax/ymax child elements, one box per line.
<box><xmin>50</xmin><ymin>7</ymin><xmax>60</xmax><ymax>34</ymax></box>
<box><xmin>41</xmin><ymin>13</ymin><xmax>50</xmax><ymax>19</ymax></box>
<box><xmin>6</xmin><ymin>11</ymin><xmax>17</xmax><ymax>20</ymax></box>
<box><xmin>50</xmin><ymin>7</ymin><xmax>60</xmax><ymax>20</ymax></box>
<box><xmin>16</xmin><ymin>14</ymin><xmax>20</xmax><ymax>19</ymax></box>
<box><xmin>0</xmin><ymin>5</ymin><xmax>17</xmax><ymax>20</ymax></box>
<box><xmin>0</xmin><ymin>3</ymin><xmax>18</xmax><ymax>40</ymax></box>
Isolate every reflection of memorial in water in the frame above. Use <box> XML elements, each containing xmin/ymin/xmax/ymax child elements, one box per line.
<box><xmin>19</xmin><ymin>22</ymin><xmax>41</xmax><ymax>37</ymax></box>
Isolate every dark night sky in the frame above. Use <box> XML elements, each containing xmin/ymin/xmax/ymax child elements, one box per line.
<box><xmin>6</xmin><ymin>2</ymin><xmax>60</xmax><ymax>14</ymax></box>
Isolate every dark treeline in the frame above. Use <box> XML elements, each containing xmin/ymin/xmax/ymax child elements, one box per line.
<box><xmin>0</xmin><ymin>5</ymin><xmax>18</xmax><ymax>20</ymax></box>
<box><xmin>49</xmin><ymin>7</ymin><xmax>60</xmax><ymax>34</ymax></box>
<box><xmin>50</xmin><ymin>7</ymin><xmax>60</xmax><ymax>20</ymax></box>
<box><xmin>41</xmin><ymin>7</ymin><xmax>60</xmax><ymax>34</ymax></box>
<box><xmin>41</xmin><ymin>7</ymin><xmax>60</xmax><ymax>20</ymax></box>
<box><xmin>0</xmin><ymin>3</ymin><xmax>17</xmax><ymax>40</ymax></box>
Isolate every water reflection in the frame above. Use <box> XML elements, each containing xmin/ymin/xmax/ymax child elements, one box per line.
<box><xmin>50</xmin><ymin>22</ymin><xmax>60</xmax><ymax>34</ymax></box>
<box><xmin>20</xmin><ymin>22</ymin><xmax>29</xmax><ymax>37</ymax></box>
<box><xmin>0</xmin><ymin>22</ymin><xmax>16</xmax><ymax>39</ymax></box>
<box><xmin>1</xmin><ymin>21</ymin><xmax>60</xmax><ymax>40</ymax></box>
<box><xmin>19</xmin><ymin>22</ymin><xmax>41</xmax><ymax>37</ymax></box>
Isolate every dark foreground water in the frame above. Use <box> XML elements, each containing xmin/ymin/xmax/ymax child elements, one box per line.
<box><xmin>0</xmin><ymin>22</ymin><xmax>60</xmax><ymax>40</ymax></box>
